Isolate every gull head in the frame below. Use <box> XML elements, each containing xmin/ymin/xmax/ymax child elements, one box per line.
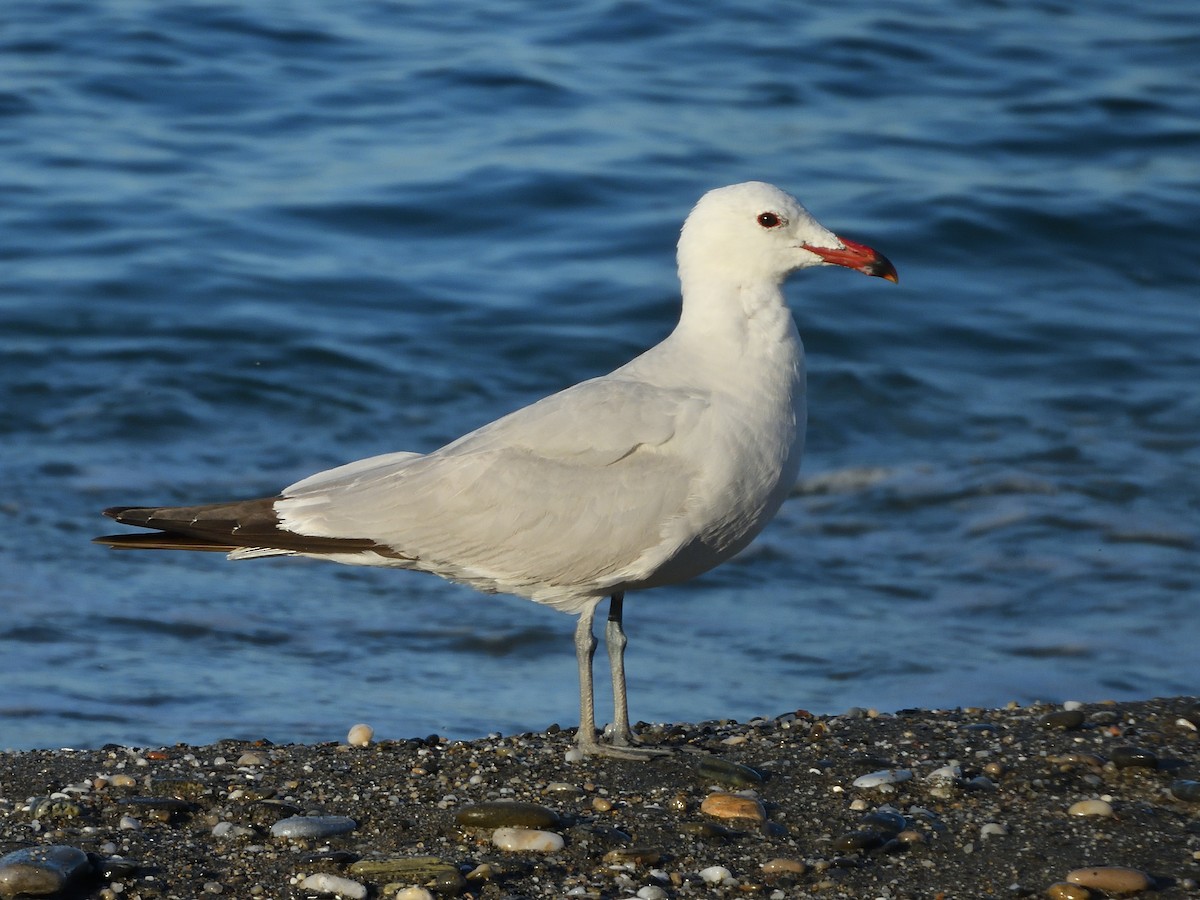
<box><xmin>677</xmin><ymin>181</ymin><xmax>898</xmax><ymax>287</ymax></box>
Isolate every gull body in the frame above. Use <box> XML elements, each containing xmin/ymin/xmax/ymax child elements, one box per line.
<box><xmin>96</xmin><ymin>181</ymin><xmax>897</xmax><ymax>758</ymax></box>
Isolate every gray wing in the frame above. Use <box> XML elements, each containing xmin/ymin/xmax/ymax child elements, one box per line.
<box><xmin>276</xmin><ymin>376</ymin><xmax>710</xmax><ymax>602</ymax></box>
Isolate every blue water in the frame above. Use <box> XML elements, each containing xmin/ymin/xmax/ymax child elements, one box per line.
<box><xmin>2</xmin><ymin>1</ymin><xmax>1198</xmax><ymax>751</ymax></box>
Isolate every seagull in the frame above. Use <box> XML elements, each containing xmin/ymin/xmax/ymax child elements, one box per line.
<box><xmin>95</xmin><ymin>181</ymin><xmax>897</xmax><ymax>759</ymax></box>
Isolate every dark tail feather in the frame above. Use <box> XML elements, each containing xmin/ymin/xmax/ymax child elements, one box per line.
<box><xmin>95</xmin><ymin>499</ymin><xmax>387</xmax><ymax>556</ymax></box>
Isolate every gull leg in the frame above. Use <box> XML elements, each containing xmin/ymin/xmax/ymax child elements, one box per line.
<box><xmin>572</xmin><ymin>595</ymin><xmax>670</xmax><ymax>759</ymax></box>
<box><xmin>606</xmin><ymin>592</ymin><xmax>636</xmax><ymax>746</ymax></box>
<box><xmin>573</xmin><ymin>604</ymin><xmax>601</xmax><ymax>754</ymax></box>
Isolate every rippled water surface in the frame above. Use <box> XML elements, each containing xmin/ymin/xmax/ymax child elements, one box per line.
<box><xmin>2</xmin><ymin>1</ymin><xmax>1198</xmax><ymax>749</ymax></box>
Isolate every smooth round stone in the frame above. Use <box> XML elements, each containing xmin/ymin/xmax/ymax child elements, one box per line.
<box><xmin>348</xmin><ymin>856</ymin><xmax>462</xmax><ymax>894</ymax></box>
<box><xmin>0</xmin><ymin>845</ymin><xmax>90</xmax><ymax>898</ymax></box>
<box><xmin>1110</xmin><ymin>746</ymin><xmax>1158</xmax><ymax>770</ymax></box>
<box><xmin>1169</xmin><ymin>779</ymin><xmax>1200</xmax><ymax>802</ymax></box>
<box><xmin>860</xmin><ymin>810</ymin><xmax>906</xmax><ymax>834</ymax></box>
<box><xmin>636</xmin><ymin>887</ymin><xmax>668</xmax><ymax>900</ymax></box>
<box><xmin>455</xmin><ymin>801</ymin><xmax>560</xmax><ymax>829</ymax></box>
<box><xmin>700</xmin><ymin>792</ymin><xmax>766</xmax><ymax>823</ymax></box>
<box><xmin>698</xmin><ymin>865</ymin><xmax>733</xmax><ymax>885</ymax></box>
<box><xmin>270</xmin><ymin>815</ymin><xmax>358</xmax><ymax>840</ymax></box>
<box><xmin>1040</xmin><ymin>710</ymin><xmax>1086</xmax><ymax>730</ymax></box>
<box><xmin>761</xmin><ymin>858</ymin><xmax>807</xmax><ymax>875</ymax></box>
<box><xmin>602</xmin><ymin>847</ymin><xmax>662</xmax><ymax>866</ymax></box>
<box><xmin>696</xmin><ymin>755</ymin><xmax>763</xmax><ymax>788</ymax></box>
<box><xmin>852</xmin><ymin>769</ymin><xmax>913</xmax><ymax>789</ymax></box>
<box><xmin>236</xmin><ymin>752</ymin><xmax>266</xmax><ymax>766</ymax></box>
<box><xmin>926</xmin><ymin>764</ymin><xmax>961</xmax><ymax>783</ymax></box>
<box><xmin>393</xmin><ymin>889</ymin><xmax>434</xmax><ymax>900</ymax></box>
<box><xmin>346</xmin><ymin>723</ymin><xmax>373</xmax><ymax>747</ymax></box>
<box><xmin>491</xmin><ymin>827</ymin><xmax>564</xmax><ymax>853</ymax></box>
<box><xmin>980</xmin><ymin>822</ymin><xmax>1008</xmax><ymax>838</ymax></box>
<box><xmin>1046</xmin><ymin>882</ymin><xmax>1093</xmax><ymax>900</ymax></box>
<box><xmin>832</xmin><ymin>830</ymin><xmax>883</xmax><ymax>852</ymax></box>
<box><xmin>1068</xmin><ymin>799</ymin><xmax>1115</xmax><ymax>818</ymax></box>
<box><xmin>296</xmin><ymin>873</ymin><xmax>367</xmax><ymax>899</ymax></box>
<box><xmin>1066</xmin><ymin>866</ymin><xmax>1153</xmax><ymax>893</ymax></box>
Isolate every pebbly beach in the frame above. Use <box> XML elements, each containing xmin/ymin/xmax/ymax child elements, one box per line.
<box><xmin>1</xmin><ymin>697</ymin><xmax>1198</xmax><ymax>899</ymax></box>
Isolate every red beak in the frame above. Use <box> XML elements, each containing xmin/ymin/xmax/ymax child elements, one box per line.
<box><xmin>802</xmin><ymin>236</ymin><xmax>898</xmax><ymax>283</ymax></box>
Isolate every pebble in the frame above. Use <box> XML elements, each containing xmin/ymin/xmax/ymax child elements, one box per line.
<box><xmin>761</xmin><ymin>858</ymin><xmax>807</xmax><ymax>875</ymax></box>
<box><xmin>980</xmin><ymin>822</ymin><xmax>1008</xmax><ymax>838</ymax></box>
<box><xmin>603</xmin><ymin>847</ymin><xmax>662</xmax><ymax>866</ymax></box>
<box><xmin>491</xmin><ymin>827</ymin><xmax>565</xmax><ymax>852</ymax></box>
<box><xmin>699</xmin><ymin>792</ymin><xmax>767</xmax><ymax>823</ymax></box>
<box><xmin>1065</xmin><ymin>866</ymin><xmax>1153</xmax><ymax>893</ymax></box>
<box><xmin>346</xmin><ymin>723</ymin><xmax>374</xmax><ymax>746</ymax></box>
<box><xmin>296</xmin><ymin>873</ymin><xmax>367</xmax><ymax>899</ymax></box>
<box><xmin>1068</xmin><ymin>799</ymin><xmax>1114</xmax><ymax>817</ymax></box>
<box><xmin>696</xmin><ymin>755</ymin><xmax>763</xmax><ymax>787</ymax></box>
<box><xmin>636</xmin><ymin>887</ymin><xmax>668</xmax><ymax>900</ymax></box>
<box><xmin>0</xmin><ymin>845</ymin><xmax>90</xmax><ymax>898</ymax></box>
<box><xmin>348</xmin><ymin>856</ymin><xmax>464</xmax><ymax>894</ymax></box>
<box><xmin>852</xmin><ymin>769</ymin><xmax>913</xmax><ymax>788</ymax></box>
<box><xmin>1046</xmin><ymin>882</ymin><xmax>1093</xmax><ymax>900</ymax></box>
<box><xmin>832</xmin><ymin>830</ymin><xmax>884</xmax><ymax>852</ymax></box>
<box><xmin>1040</xmin><ymin>710</ymin><xmax>1086</xmax><ymax>730</ymax></box>
<box><xmin>270</xmin><ymin>815</ymin><xmax>358</xmax><ymax>840</ymax></box>
<box><xmin>1109</xmin><ymin>746</ymin><xmax>1158</xmax><ymax>770</ymax></box>
<box><xmin>926</xmin><ymin>764</ymin><xmax>961</xmax><ymax>783</ymax></box>
<box><xmin>455</xmin><ymin>800</ymin><xmax>560</xmax><ymax>829</ymax></box>
<box><xmin>1169</xmin><ymin>779</ymin><xmax>1200</xmax><ymax>802</ymax></box>
<box><xmin>393</xmin><ymin>889</ymin><xmax>434</xmax><ymax>900</ymax></box>
<box><xmin>698</xmin><ymin>865</ymin><xmax>734</xmax><ymax>885</ymax></box>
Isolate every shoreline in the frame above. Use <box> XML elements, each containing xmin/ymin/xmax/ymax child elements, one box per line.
<box><xmin>1</xmin><ymin>697</ymin><xmax>1197</xmax><ymax>899</ymax></box>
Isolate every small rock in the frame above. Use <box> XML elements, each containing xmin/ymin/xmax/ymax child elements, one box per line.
<box><xmin>696</xmin><ymin>755</ymin><xmax>763</xmax><ymax>787</ymax></box>
<box><xmin>346</xmin><ymin>723</ymin><xmax>373</xmax><ymax>747</ymax></box>
<box><xmin>1066</xmin><ymin>865</ymin><xmax>1152</xmax><ymax>893</ymax></box>
<box><xmin>1068</xmin><ymin>799</ymin><xmax>1114</xmax><ymax>817</ymax></box>
<box><xmin>1046</xmin><ymin>882</ymin><xmax>1093</xmax><ymax>900</ymax></box>
<box><xmin>700</xmin><ymin>792</ymin><xmax>766</xmax><ymax>823</ymax></box>
<box><xmin>698</xmin><ymin>865</ymin><xmax>734</xmax><ymax>885</ymax></box>
<box><xmin>853</xmin><ymin>769</ymin><xmax>913</xmax><ymax>789</ymax></box>
<box><xmin>602</xmin><ymin>847</ymin><xmax>662</xmax><ymax>866</ymax></box>
<box><xmin>1109</xmin><ymin>746</ymin><xmax>1158</xmax><ymax>770</ymax></box>
<box><xmin>980</xmin><ymin>822</ymin><xmax>1008</xmax><ymax>838</ymax></box>
<box><xmin>296</xmin><ymin>873</ymin><xmax>367</xmax><ymax>899</ymax></box>
<box><xmin>0</xmin><ymin>845</ymin><xmax>91</xmax><ymax>899</ymax></box>
<box><xmin>1169</xmin><ymin>779</ymin><xmax>1200</xmax><ymax>802</ymax></box>
<box><xmin>349</xmin><ymin>856</ymin><xmax>464</xmax><ymax>894</ymax></box>
<box><xmin>393</xmin><ymin>889</ymin><xmax>435</xmax><ymax>900</ymax></box>
<box><xmin>235</xmin><ymin>752</ymin><xmax>266</xmax><ymax>766</ymax></box>
<box><xmin>270</xmin><ymin>816</ymin><xmax>358</xmax><ymax>840</ymax></box>
<box><xmin>455</xmin><ymin>801</ymin><xmax>560</xmax><ymax>829</ymax></box>
<box><xmin>491</xmin><ymin>827</ymin><xmax>565</xmax><ymax>852</ymax></box>
<box><xmin>636</xmin><ymin>887</ymin><xmax>668</xmax><ymax>900</ymax></box>
<box><xmin>761</xmin><ymin>858</ymin><xmax>806</xmax><ymax>875</ymax></box>
<box><xmin>1040</xmin><ymin>710</ymin><xmax>1086</xmax><ymax>730</ymax></box>
<box><xmin>926</xmin><ymin>764</ymin><xmax>961</xmax><ymax>783</ymax></box>
<box><xmin>832</xmin><ymin>830</ymin><xmax>883</xmax><ymax>852</ymax></box>
<box><xmin>860</xmin><ymin>810</ymin><xmax>906</xmax><ymax>834</ymax></box>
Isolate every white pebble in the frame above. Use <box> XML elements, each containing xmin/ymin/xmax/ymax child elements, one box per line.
<box><xmin>980</xmin><ymin>822</ymin><xmax>1008</xmax><ymax>838</ymax></box>
<box><xmin>346</xmin><ymin>723</ymin><xmax>373</xmax><ymax>747</ymax></box>
<box><xmin>926</xmin><ymin>764</ymin><xmax>961</xmax><ymax>783</ymax></box>
<box><xmin>564</xmin><ymin>747</ymin><xmax>585</xmax><ymax>764</ymax></box>
<box><xmin>119</xmin><ymin>815</ymin><xmax>141</xmax><ymax>831</ymax></box>
<box><xmin>637</xmin><ymin>887</ymin><xmax>668</xmax><ymax>900</ymax></box>
<box><xmin>853</xmin><ymin>769</ymin><xmax>913</xmax><ymax>788</ymax></box>
<box><xmin>699</xmin><ymin>865</ymin><xmax>734</xmax><ymax>885</ymax></box>
<box><xmin>491</xmin><ymin>827</ymin><xmax>565</xmax><ymax>852</ymax></box>
<box><xmin>393</xmin><ymin>889</ymin><xmax>434</xmax><ymax>900</ymax></box>
<box><xmin>1063</xmin><ymin>700</ymin><xmax>1084</xmax><ymax>711</ymax></box>
<box><xmin>297</xmin><ymin>874</ymin><xmax>367</xmax><ymax>899</ymax></box>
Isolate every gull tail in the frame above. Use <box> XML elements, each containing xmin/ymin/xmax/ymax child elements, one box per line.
<box><xmin>94</xmin><ymin>499</ymin><xmax>381</xmax><ymax>557</ymax></box>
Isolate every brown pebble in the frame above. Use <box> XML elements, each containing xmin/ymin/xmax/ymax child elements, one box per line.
<box><xmin>602</xmin><ymin>847</ymin><xmax>662</xmax><ymax>866</ymax></box>
<box><xmin>983</xmin><ymin>761</ymin><xmax>1007</xmax><ymax>779</ymax></box>
<box><xmin>1066</xmin><ymin>866</ymin><xmax>1152</xmax><ymax>893</ymax></box>
<box><xmin>761</xmin><ymin>858</ymin><xmax>806</xmax><ymax>875</ymax></box>
<box><xmin>1046</xmin><ymin>882</ymin><xmax>1093</xmax><ymax>900</ymax></box>
<box><xmin>591</xmin><ymin>796</ymin><xmax>613</xmax><ymax>813</ymax></box>
<box><xmin>454</xmin><ymin>801</ymin><xmax>560</xmax><ymax>829</ymax></box>
<box><xmin>699</xmin><ymin>792</ymin><xmax>766</xmax><ymax>823</ymax></box>
<box><xmin>668</xmin><ymin>792</ymin><xmax>689</xmax><ymax>813</ymax></box>
<box><xmin>896</xmin><ymin>829</ymin><xmax>926</xmax><ymax>845</ymax></box>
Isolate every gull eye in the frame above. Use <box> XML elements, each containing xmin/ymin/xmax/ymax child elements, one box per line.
<box><xmin>756</xmin><ymin>212</ymin><xmax>785</xmax><ymax>228</ymax></box>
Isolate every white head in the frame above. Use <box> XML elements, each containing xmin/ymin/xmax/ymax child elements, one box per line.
<box><xmin>677</xmin><ymin>181</ymin><xmax>897</xmax><ymax>288</ymax></box>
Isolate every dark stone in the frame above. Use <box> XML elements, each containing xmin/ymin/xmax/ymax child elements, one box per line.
<box><xmin>1110</xmin><ymin>746</ymin><xmax>1158</xmax><ymax>770</ymax></box>
<box><xmin>1039</xmin><ymin>710</ymin><xmax>1086</xmax><ymax>730</ymax></box>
